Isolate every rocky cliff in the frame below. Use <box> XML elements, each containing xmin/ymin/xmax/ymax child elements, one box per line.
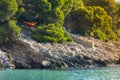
<box><xmin>0</xmin><ymin>25</ymin><xmax>120</xmax><ymax>69</ymax></box>
<box><xmin>0</xmin><ymin>50</ymin><xmax>15</xmax><ymax>69</ymax></box>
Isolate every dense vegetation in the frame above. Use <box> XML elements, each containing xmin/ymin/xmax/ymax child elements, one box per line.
<box><xmin>65</xmin><ymin>0</ymin><xmax>120</xmax><ymax>41</ymax></box>
<box><xmin>32</xmin><ymin>23</ymin><xmax>73</xmax><ymax>43</ymax></box>
<box><xmin>70</xmin><ymin>6</ymin><xmax>116</xmax><ymax>41</ymax></box>
<box><xmin>0</xmin><ymin>0</ymin><xmax>120</xmax><ymax>43</ymax></box>
<box><xmin>0</xmin><ymin>0</ymin><xmax>21</xmax><ymax>43</ymax></box>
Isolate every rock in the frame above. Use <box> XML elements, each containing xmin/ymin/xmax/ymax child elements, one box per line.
<box><xmin>70</xmin><ymin>34</ymin><xmax>95</xmax><ymax>49</ymax></box>
<box><xmin>41</xmin><ymin>61</ymin><xmax>50</xmax><ymax>67</ymax></box>
<box><xmin>1</xmin><ymin>27</ymin><xmax>120</xmax><ymax>69</ymax></box>
<box><xmin>0</xmin><ymin>50</ymin><xmax>15</xmax><ymax>69</ymax></box>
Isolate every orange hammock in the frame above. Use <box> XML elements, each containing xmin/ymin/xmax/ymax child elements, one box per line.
<box><xmin>24</xmin><ymin>21</ymin><xmax>37</xmax><ymax>27</ymax></box>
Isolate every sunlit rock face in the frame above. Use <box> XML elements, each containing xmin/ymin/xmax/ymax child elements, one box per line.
<box><xmin>0</xmin><ymin>50</ymin><xmax>15</xmax><ymax>69</ymax></box>
<box><xmin>115</xmin><ymin>0</ymin><xmax>120</xmax><ymax>2</ymax></box>
<box><xmin>1</xmin><ymin>25</ymin><xmax>120</xmax><ymax>69</ymax></box>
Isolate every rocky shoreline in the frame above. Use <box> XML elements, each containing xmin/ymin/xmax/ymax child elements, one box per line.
<box><xmin>1</xmin><ymin>31</ymin><xmax>120</xmax><ymax>69</ymax></box>
<box><xmin>0</xmin><ymin>50</ymin><xmax>15</xmax><ymax>70</ymax></box>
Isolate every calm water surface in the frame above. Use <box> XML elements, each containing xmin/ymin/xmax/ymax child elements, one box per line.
<box><xmin>0</xmin><ymin>66</ymin><xmax>120</xmax><ymax>80</ymax></box>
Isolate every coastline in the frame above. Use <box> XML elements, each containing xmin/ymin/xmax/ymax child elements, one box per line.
<box><xmin>0</xmin><ymin>31</ymin><xmax>120</xmax><ymax>69</ymax></box>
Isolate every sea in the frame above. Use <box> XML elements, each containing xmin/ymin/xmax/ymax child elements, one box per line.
<box><xmin>0</xmin><ymin>66</ymin><xmax>120</xmax><ymax>80</ymax></box>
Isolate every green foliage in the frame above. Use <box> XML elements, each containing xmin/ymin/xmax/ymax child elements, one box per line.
<box><xmin>62</xmin><ymin>0</ymin><xmax>74</xmax><ymax>16</ymax></box>
<box><xmin>0</xmin><ymin>0</ymin><xmax>21</xmax><ymax>43</ymax></box>
<box><xmin>32</xmin><ymin>23</ymin><xmax>73</xmax><ymax>43</ymax></box>
<box><xmin>16</xmin><ymin>7</ymin><xmax>25</xmax><ymax>21</ymax></box>
<box><xmin>114</xmin><ymin>29</ymin><xmax>120</xmax><ymax>41</ymax></box>
<box><xmin>71</xmin><ymin>6</ymin><xmax>94</xmax><ymax>34</ymax></box>
<box><xmin>70</xmin><ymin>6</ymin><xmax>117</xmax><ymax>41</ymax></box>
<box><xmin>0</xmin><ymin>20</ymin><xmax>21</xmax><ymax>43</ymax></box>
<box><xmin>0</xmin><ymin>25</ymin><xmax>9</xmax><ymax>43</ymax></box>
<box><xmin>0</xmin><ymin>0</ymin><xmax>18</xmax><ymax>22</ymax></box>
<box><xmin>83</xmin><ymin>0</ymin><xmax>118</xmax><ymax>14</ymax></box>
<box><xmin>48</xmin><ymin>0</ymin><xmax>64</xmax><ymax>9</ymax></box>
<box><xmin>90</xmin><ymin>29</ymin><xmax>107</xmax><ymax>41</ymax></box>
<box><xmin>34</xmin><ymin>0</ymin><xmax>51</xmax><ymax>13</ymax></box>
<box><xmin>0</xmin><ymin>0</ymin><xmax>119</xmax><ymax>43</ymax></box>
<box><xmin>31</xmin><ymin>0</ymin><xmax>73</xmax><ymax>43</ymax></box>
<box><xmin>83</xmin><ymin>0</ymin><xmax>120</xmax><ymax>37</ymax></box>
<box><xmin>18</xmin><ymin>7</ymin><xmax>25</xmax><ymax>15</ymax></box>
<box><xmin>7</xmin><ymin>20</ymin><xmax>21</xmax><ymax>40</ymax></box>
<box><xmin>49</xmin><ymin>8</ymin><xmax>64</xmax><ymax>24</ymax></box>
<box><xmin>73</xmin><ymin>0</ymin><xmax>84</xmax><ymax>10</ymax></box>
<box><xmin>32</xmin><ymin>0</ymin><xmax>74</xmax><ymax>24</ymax></box>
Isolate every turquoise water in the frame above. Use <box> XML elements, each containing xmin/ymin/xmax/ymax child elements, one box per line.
<box><xmin>0</xmin><ymin>67</ymin><xmax>120</xmax><ymax>80</ymax></box>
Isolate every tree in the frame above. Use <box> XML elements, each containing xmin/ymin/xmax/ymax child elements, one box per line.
<box><xmin>73</xmin><ymin>0</ymin><xmax>84</xmax><ymax>10</ymax></box>
<box><xmin>31</xmin><ymin>0</ymin><xmax>74</xmax><ymax>43</ymax></box>
<box><xmin>83</xmin><ymin>0</ymin><xmax>119</xmax><ymax>28</ymax></box>
<box><xmin>0</xmin><ymin>20</ymin><xmax>21</xmax><ymax>43</ymax></box>
<box><xmin>63</xmin><ymin>0</ymin><xmax>84</xmax><ymax>32</ymax></box>
<box><xmin>83</xmin><ymin>0</ymin><xmax>119</xmax><ymax>16</ymax></box>
<box><xmin>70</xmin><ymin>6</ymin><xmax>94</xmax><ymax>34</ymax></box>
<box><xmin>7</xmin><ymin>20</ymin><xmax>21</xmax><ymax>41</ymax></box>
<box><xmin>0</xmin><ymin>0</ymin><xmax>18</xmax><ymax>22</ymax></box>
<box><xmin>32</xmin><ymin>0</ymin><xmax>74</xmax><ymax>24</ymax></box>
<box><xmin>62</xmin><ymin>0</ymin><xmax>74</xmax><ymax>16</ymax></box>
<box><xmin>70</xmin><ymin>6</ymin><xmax>117</xmax><ymax>41</ymax></box>
<box><xmin>48</xmin><ymin>0</ymin><xmax>64</xmax><ymax>9</ymax></box>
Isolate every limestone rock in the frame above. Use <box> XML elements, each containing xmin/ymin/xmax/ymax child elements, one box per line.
<box><xmin>1</xmin><ymin>26</ymin><xmax>120</xmax><ymax>69</ymax></box>
<box><xmin>0</xmin><ymin>50</ymin><xmax>15</xmax><ymax>69</ymax></box>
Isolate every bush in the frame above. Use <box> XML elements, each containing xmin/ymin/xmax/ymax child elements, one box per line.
<box><xmin>0</xmin><ymin>25</ymin><xmax>8</xmax><ymax>43</ymax></box>
<box><xmin>90</xmin><ymin>29</ymin><xmax>107</xmax><ymax>41</ymax></box>
<box><xmin>70</xmin><ymin>6</ymin><xmax>117</xmax><ymax>41</ymax></box>
<box><xmin>32</xmin><ymin>23</ymin><xmax>73</xmax><ymax>43</ymax></box>
<box><xmin>0</xmin><ymin>0</ymin><xmax>18</xmax><ymax>22</ymax></box>
<box><xmin>70</xmin><ymin>6</ymin><xmax>94</xmax><ymax>34</ymax></box>
<box><xmin>49</xmin><ymin>8</ymin><xmax>64</xmax><ymax>24</ymax></box>
<box><xmin>72</xmin><ymin>0</ymin><xmax>84</xmax><ymax>10</ymax></box>
<box><xmin>83</xmin><ymin>0</ymin><xmax>118</xmax><ymax>16</ymax></box>
<box><xmin>32</xmin><ymin>0</ymin><xmax>74</xmax><ymax>24</ymax></box>
<box><xmin>62</xmin><ymin>0</ymin><xmax>74</xmax><ymax>16</ymax></box>
<box><xmin>0</xmin><ymin>20</ymin><xmax>21</xmax><ymax>43</ymax></box>
<box><xmin>16</xmin><ymin>7</ymin><xmax>25</xmax><ymax>21</ymax></box>
<box><xmin>115</xmin><ymin>29</ymin><xmax>120</xmax><ymax>41</ymax></box>
<box><xmin>31</xmin><ymin>0</ymin><xmax>74</xmax><ymax>43</ymax></box>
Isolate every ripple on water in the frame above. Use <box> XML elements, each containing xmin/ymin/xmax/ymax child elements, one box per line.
<box><xmin>0</xmin><ymin>67</ymin><xmax>120</xmax><ymax>80</ymax></box>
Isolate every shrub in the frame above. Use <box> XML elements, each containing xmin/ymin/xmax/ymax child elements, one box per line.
<box><xmin>0</xmin><ymin>20</ymin><xmax>21</xmax><ymax>43</ymax></box>
<box><xmin>70</xmin><ymin>6</ymin><xmax>117</xmax><ymax>41</ymax></box>
<box><xmin>0</xmin><ymin>25</ymin><xmax>9</xmax><ymax>43</ymax></box>
<box><xmin>90</xmin><ymin>29</ymin><xmax>107</xmax><ymax>41</ymax></box>
<box><xmin>49</xmin><ymin>8</ymin><xmax>64</xmax><ymax>24</ymax></box>
<box><xmin>71</xmin><ymin>6</ymin><xmax>94</xmax><ymax>34</ymax></box>
<box><xmin>31</xmin><ymin>0</ymin><xmax>74</xmax><ymax>43</ymax></box>
<box><xmin>32</xmin><ymin>0</ymin><xmax>74</xmax><ymax>24</ymax></box>
<box><xmin>0</xmin><ymin>0</ymin><xmax>18</xmax><ymax>22</ymax></box>
<box><xmin>16</xmin><ymin>7</ymin><xmax>25</xmax><ymax>20</ymax></box>
<box><xmin>32</xmin><ymin>23</ymin><xmax>73</xmax><ymax>43</ymax></box>
<box><xmin>72</xmin><ymin>0</ymin><xmax>84</xmax><ymax>10</ymax></box>
<box><xmin>83</xmin><ymin>0</ymin><xmax>118</xmax><ymax>15</ymax></box>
